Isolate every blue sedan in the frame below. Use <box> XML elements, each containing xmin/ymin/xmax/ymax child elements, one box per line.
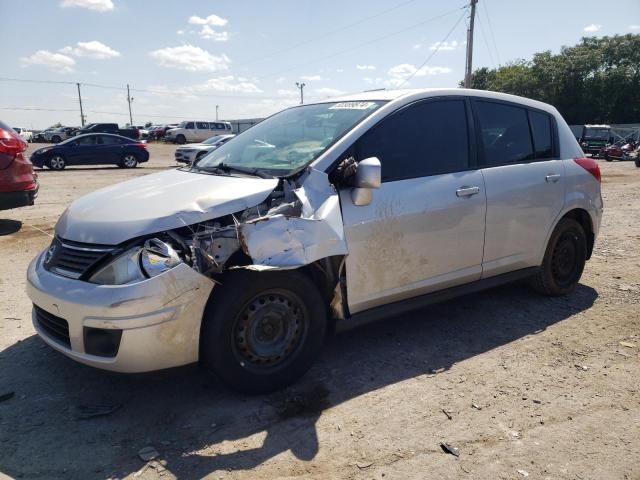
<box><xmin>30</xmin><ymin>133</ymin><xmax>150</xmax><ymax>170</ymax></box>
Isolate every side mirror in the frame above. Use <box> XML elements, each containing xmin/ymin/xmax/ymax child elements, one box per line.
<box><xmin>351</xmin><ymin>157</ymin><xmax>381</xmax><ymax>206</ymax></box>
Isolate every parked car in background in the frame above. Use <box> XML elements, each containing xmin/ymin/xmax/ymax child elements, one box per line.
<box><xmin>30</xmin><ymin>133</ymin><xmax>149</xmax><ymax>170</ymax></box>
<box><xmin>174</xmin><ymin>134</ymin><xmax>235</xmax><ymax>164</ymax></box>
<box><xmin>580</xmin><ymin>124</ymin><xmax>612</xmax><ymax>155</ymax></box>
<box><xmin>148</xmin><ymin>124</ymin><xmax>178</xmax><ymax>141</ymax></box>
<box><xmin>600</xmin><ymin>140</ymin><xmax>638</xmax><ymax>161</ymax></box>
<box><xmin>25</xmin><ymin>89</ymin><xmax>602</xmax><ymax>393</ymax></box>
<box><xmin>12</xmin><ymin>127</ymin><xmax>33</xmax><ymax>143</ymax></box>
<box><xmin>133</xmin><ymin>126</ymin><xmax>150</xmax><ymax>139</ymax></box>
<box><xmin>0</xmin><ymin>122</ymin><xmax>38</xmax><ymax>210</ymax></box>
<box><xmin>45</xmin><ymin>127</ymin><xmax>76</xmax><ymax>144</ymax></box>
<box><xmin>33</xmin><ymin>128</ymin><xmax>55</xmax><ymax>143</ymax></box>
<box><xmin>165</xmin><ymin>121</ymin><xmax>232</xmax><ymax>144</ymax></box>
<box><xmin>73</xmin><ymin>123</ymin><xmax>140</xmax><ymax>140</ymax></box>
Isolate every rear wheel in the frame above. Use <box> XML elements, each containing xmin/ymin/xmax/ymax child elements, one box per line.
<box><xmin>530</xmin><ymin>218</ymin><xmax>587</xmax><ymax>296</ymax></box>
<box><xmin>200</xmin><ymin>270</ymin><xmax>327</xmax><ymax>394</ymax></box>
<box><xmin>48</xmin><ymin>155</ymin><xmax>66</xmax><ymax>170</ymax></box>
<box><xmin>121</xmin><ymin>154</ymin><xmax>138</xmax><ymax>168</ymax></box>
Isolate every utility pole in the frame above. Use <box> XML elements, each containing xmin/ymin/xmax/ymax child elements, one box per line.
<box><xmin>216</xmin><ymin>105</ymin><xmax>219</xmax><ymax>121</ymax></box>
<box><xmin>76</xmin><ymin>82</ymin><xmax>85</xmax><ymax>126</ymax></box>
<box><xmin>126</xmin><ymin>84</ymin><xmax>134</xmax><ymax>126</ymax></box>
<box><xmin>295</xmin><ymin>82</ymin><xmax>306</xmax><ymax>105</ymax></box>
<box><xmin>464</xmin><ymin>0</ymin><xmax>478</xmax><ymax>88</ymax></box>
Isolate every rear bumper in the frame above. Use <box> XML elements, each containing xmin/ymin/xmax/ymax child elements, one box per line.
<box><xmin>0</xmin><ymin>184</ymin><xmax>38</xmax><ymax>211</ymax></box>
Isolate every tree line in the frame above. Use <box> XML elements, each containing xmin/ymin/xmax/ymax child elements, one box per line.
<box><xmin>467</xmin><ymin>34</ymin><xmax>640</xmax><ymax>125</ymax></box>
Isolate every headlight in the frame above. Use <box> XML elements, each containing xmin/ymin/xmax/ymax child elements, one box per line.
<box><xmin>140</xmin><ymin>238</ymin><xmax>182</xmax><ymax>278</ymax></box>
<box><xmin>89</xmin><ymin>247</ymin><xmax>145</xmax><ymax>285</ymax></box>
<box><xmin>89</xmin><ymin>238</ymin><xmax>182</xmax><ymax>285</ymax></box>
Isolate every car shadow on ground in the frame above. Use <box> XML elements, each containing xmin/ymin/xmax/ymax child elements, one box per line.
<box><xmin>0</xmin><ymin>282</ymin><xmax>597</xmax><ymax>479</ymax></box>
<box><xmin>0</xmin><ymin>219</ymin><xmax>22</xmax><ymax>236</ymax></box>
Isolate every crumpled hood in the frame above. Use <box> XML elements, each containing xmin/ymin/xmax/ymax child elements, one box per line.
<box><xmin>55</xmin><ymin>169</ymin><xmax>278</xmax><ymax>245</ymax></box>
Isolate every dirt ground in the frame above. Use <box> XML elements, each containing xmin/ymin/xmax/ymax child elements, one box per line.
<box><xmin>0</xmin><ymin>143</ymin><xmax>638</xmax><ymax>480</ymax></box>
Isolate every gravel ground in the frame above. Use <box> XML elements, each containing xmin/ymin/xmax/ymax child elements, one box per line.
<box><xmin>0</xmin><ymin>144</ymin><xmax>638</xmax><ymax>480</ymax></box>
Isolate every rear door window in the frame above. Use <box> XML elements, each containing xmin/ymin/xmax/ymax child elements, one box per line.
<box><xmin>474</xmin><ymin>101</ymin><xmax>534</xmax><ymax>166</ymax></box>
<box><xmin>528</xmin><ymin>110</ymin><xmax>554</xmax><ymax>159</ymax></box>
<box><xmin>356</xmin><ymin>99</ymin><xmax>470</xmax><ymax>182</ymax></box>
<box><xmin>99</xmin><ymin>135</ymin><xmax>122</xmax><ymax>145</ymax></box>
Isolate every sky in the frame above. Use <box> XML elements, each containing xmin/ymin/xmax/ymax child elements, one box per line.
<box><xmin>1</xmin><ymin>0</ymin><xmax>639</xmax><ymax>129</ymax></box>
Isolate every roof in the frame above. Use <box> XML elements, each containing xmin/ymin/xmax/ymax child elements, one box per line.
<box><xmin>319</xmin><ymin>88</ymin><xmax>557</xmax><ymax>114</ymax></box>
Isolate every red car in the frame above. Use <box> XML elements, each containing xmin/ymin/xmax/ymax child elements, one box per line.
<box><xmin>0</xmin><ymin>121</ymin><xmax>38</xmax><ymax>211</ymax></box>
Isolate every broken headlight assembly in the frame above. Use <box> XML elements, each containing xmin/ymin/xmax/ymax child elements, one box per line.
<box><xmin>89</xmin><ymin>238</ymin><xmax>183</xmax><ymax>285</ymax></box>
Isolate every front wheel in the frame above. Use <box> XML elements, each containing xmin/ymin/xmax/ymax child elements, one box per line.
<box><xmin>176</xmin><ymin>134</ymin><xmax>186</xmax><ymax>145</ymax></box>
<box><xmin>51</xmin><ymin>136</ymin><xmax>61</xmax><ymax>143</ymax></box>
<box><xmin>200</xmin><ymin>270</ymin><xmax>327</xmax><ymax>394</ymax></box>
<box><xmin>530</xmin><ymin>218</ymin><xmax>587</xmax><ymax>296</ymax></box>
<box><xmin>48</xmin><ymin>155</ymin><xmax>66</xmax><ymax>170</ymax></box>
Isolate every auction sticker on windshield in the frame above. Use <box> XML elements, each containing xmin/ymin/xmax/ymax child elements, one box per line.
<box><xmin>329</xmin><ymin>102</ymin><xmax>377</xmax><ymax>110</ymax></box>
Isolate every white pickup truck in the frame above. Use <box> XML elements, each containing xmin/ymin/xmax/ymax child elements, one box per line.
<box><xmin>13</xmin><ymin>127</ymin><xmax>33</xmax><ymax>143</ymax></box>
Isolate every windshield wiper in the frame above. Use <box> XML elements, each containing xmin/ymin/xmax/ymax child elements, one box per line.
<box><xmin>196</xmin><ymin>163</ymin><xmax>273</xmax><ymax>179</ymax></box>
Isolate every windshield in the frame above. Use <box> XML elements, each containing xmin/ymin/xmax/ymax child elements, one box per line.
<box><xmin>584</xmin><ymin>128</ymin><xmax>609</xmax><ymax>139</ymax></box>
<box><xmin>177</xmin><ymin>121</ymin><xmax>188</xmax><ymax>128</ymax></box>
<box><xmin>194</xmin><ymin>101</ymin><xmax>386</xmax><ymax>176</ymax></box>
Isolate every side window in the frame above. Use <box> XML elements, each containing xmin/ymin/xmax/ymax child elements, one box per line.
<box><xmin>100</xmin><ymin>135</ymin><xmax>121</xmax><ymax>145</ymax></box>
<box><xmin>185</xmin><ymin>122</ymin><xmax>195</xmax><ymax>129</ymax></box>
<box><xmin>76</xmin><ymin>136</ymin><xmax>96</xmax><ymax>145</ymax></box>
<box><xmin>356</xmin><ymin>99</ymin><xmax>470</xmax><ymax>182</ymax></box>
<box><xmin>196</xmin><ymin>122</ymin><xmax>209</xmax><ymax>129</ymax></box>
<box><xmin>475</xmin><ymin>101</ymin><xmax>534</xmax><ymax>166</ymax></box>
<box><xmin>211</xmin><ymin>122</ymin><xmax>225</xmax><ymax>130</ymax></box>
<box><xmin>529</xmin><ymin>110</ymin><xmax>554</xmax><ymax>159</ymax></box>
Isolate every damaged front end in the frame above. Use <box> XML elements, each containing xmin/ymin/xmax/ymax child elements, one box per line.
<box><xmin>146</xmin><ymin>168</ymin><xmax>349</xmax><ymax>318</ymax></box>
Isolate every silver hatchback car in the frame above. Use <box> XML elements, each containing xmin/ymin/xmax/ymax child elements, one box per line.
<box><xmin>27</xmin><ymin>89</ymin><xmax>603</xmax><ymax>393</ymax></box>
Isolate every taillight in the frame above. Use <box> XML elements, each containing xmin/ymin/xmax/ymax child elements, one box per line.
<box><xmin>0</xmin><ymin>128</ymin><xmax>28</xmax><ymax>155</ymax></box>
<box><xmin>134</xmin><ymin>143</ymin><xmax>147</xmax><ymax>149</ymax></box>
<box><xmin>574</xmin><ymin>157</ymin><xmax>601</xmax><ymax>183</ymax></box>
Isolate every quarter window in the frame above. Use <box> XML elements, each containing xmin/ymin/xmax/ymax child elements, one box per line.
<box><xmin>475</xmin><ymin>101</ymin><xmax>534</xmax><ymax>166</ymax></box>
<box><xmin>528</xmin><ymin>110</ymin><xmax>554</xmax><ymax>159</ymax></box>
<box><xmin>356</xmin><ymin>99</ymin><xmax>470</xmax><ymax>182</ymax></box>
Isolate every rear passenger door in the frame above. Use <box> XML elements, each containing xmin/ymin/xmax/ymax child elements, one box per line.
<box><xmin>95</xmin><ymin>135</ymin><xmax>123</xmax><ymax>164</ymax></box>
<box><xmin>340</xmin><ymin>98</ymin><xmax>487</xmax><ymax>314</ymax></box>
<box><xmin>471</xmin><ymin>99</ymin><xmax>565</xmax><ymax>277</ymax></box>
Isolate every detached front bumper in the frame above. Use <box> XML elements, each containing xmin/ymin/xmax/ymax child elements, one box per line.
<box><xmin>26</xmin><ymin>251</ymin><xmax>215</xmax><ymax>373</ymax></box>
<box><xmin>174</xmin><ymin>150</ymin><xmax>197</xmax><ymax>163</ymax></box>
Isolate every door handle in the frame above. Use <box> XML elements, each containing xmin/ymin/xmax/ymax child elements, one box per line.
<box><xmin>545</xmin><ymin>173</ymin><xmax>561</xmax><ymax>183</ymax></box>
<box><xmin>456</xmin><ymin>186</ymin><xmax>480</xmax><ymax>197</ymax></box>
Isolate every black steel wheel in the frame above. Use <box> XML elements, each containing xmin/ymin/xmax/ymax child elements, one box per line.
<box><xmin>200</xmin><ymin>270</ymin><xmax>327</xmax><ymax>394</ymax></box>
<box><xmin>531</xmin><ymin>218</ymin><xmax>587</xmax><ymax>296</ymax></box>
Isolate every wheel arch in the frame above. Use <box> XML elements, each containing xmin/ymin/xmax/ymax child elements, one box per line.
<box><xmin>561</xmin><ymin>208</ymin><xmax>594</xmax><ymax>259</ymax></box>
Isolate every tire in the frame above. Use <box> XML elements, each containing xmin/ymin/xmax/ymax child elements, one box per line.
<box><xmin>635</xmin><ymin>159</ymin><xmax>640</xmax><ymax>168</ymax></box>
<box><xmin>121</xmin><ymin>153</ymin><xmax>138</xmax><ymax>168</ymax></box>
<box><xmin>605</xmin><ymin>153</ymin><xmax>612</xmax><ymax>162</ymax></box>
<box><xmin>51</xmin><ymin>136</ymin><xmax>61</xmax><ymax>143</ymax></box>
<box><xmin>48</xmin><ymin>155</ymin><xmax>66</xmax><ymax>170</ymax></box>
<box><xmin>176</xmin><ymin>134</ymin><xmax>186</xmax><ymax>145</ymax></box>
<box><xmin>530</xmin><ymin>218</ymin><xmax>587</xmax><ymax>296</ymax></box>
<box><xmin>200</xmin><ymin>270</ymin><xmax>327</xmax><ymax>394</ymax></box>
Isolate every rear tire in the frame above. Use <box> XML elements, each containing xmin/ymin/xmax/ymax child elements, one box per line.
<box><xmin>530</xmin><ymin>218</ymin><xmax>587</xmax><ymax>296</ymax></box>
<box><xmin>121</xmin><ymin>154</ymin><xmax>138</xmax><ymax>168</ymax></box>
<box><xmin>200</xmin><ymin>270</ymin><xmax>327</xmax><ymax>394</ymax></box>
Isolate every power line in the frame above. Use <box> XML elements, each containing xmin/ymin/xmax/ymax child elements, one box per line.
<box><xmin>254</xmin><ymin>5</ymin><xmax>467</xmax><ymax>81</ymax></box>
<box><xmin>476</xmin><ymin>9</ymin><xmax>496</xmax><ymax>67</ymax></box>
<box><xmin>395</xmin><ymin>8</ymin><xmax>468</xmax><ymax>89</ymax></box>
<box><xmin>481</xmin><ymin>0</ymin><xmax>501</xmax><ymax>65</ymax></box>
<box><xmin>235</xmin><ymin>0</ymin><xmax>420</xmax><ymax>68</ymax></box>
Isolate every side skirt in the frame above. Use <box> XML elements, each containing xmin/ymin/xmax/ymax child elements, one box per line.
<box><xmin>336</xmin><ymin>267</ymin><xmax>540</xmax><ymax>333</ymax></box>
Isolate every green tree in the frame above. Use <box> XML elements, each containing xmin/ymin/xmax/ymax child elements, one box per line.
<box><xmin>467</xmin><ymin>34</ymin><xmax>640</xmax><ymax>124</ymax></box>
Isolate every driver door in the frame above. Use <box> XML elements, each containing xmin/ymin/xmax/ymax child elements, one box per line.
<box><xmin>339</xmin><ymin>98</ymin><xmax>487</xmax><ymax>314</ymax></box>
